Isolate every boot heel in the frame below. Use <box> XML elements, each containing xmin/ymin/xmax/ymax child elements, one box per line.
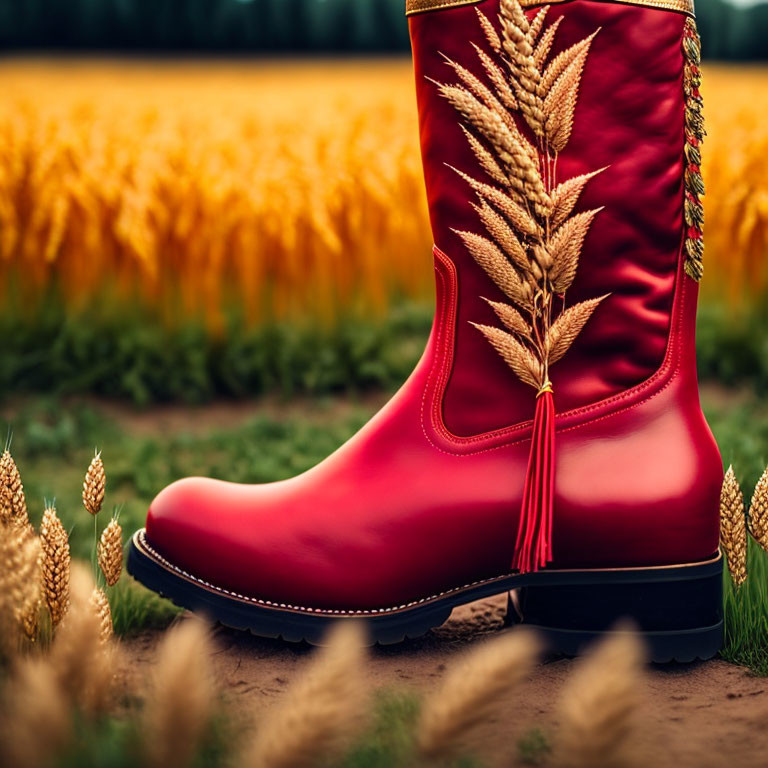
<box><xmin>509</xmin><ymin>558</ymin><xmax>724</xmax><ymax>663</ymax></box>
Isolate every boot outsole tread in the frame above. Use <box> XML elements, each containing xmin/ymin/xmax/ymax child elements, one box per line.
<box><xmin>127</xmin><ymin>529</ymin><xmax>724</xmax><ymax>662</ymax></box>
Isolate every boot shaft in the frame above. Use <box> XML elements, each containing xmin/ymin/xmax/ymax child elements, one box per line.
<box><xmin>408</xmin><ymin>0</ymin><xmax>702</xmax><ymax>437</ymax></box>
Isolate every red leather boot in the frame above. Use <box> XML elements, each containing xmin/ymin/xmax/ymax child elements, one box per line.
<box><xmin>128</xmin><ymin>0</ymin><xmax>723</xmax><ymax>661</ymax></box>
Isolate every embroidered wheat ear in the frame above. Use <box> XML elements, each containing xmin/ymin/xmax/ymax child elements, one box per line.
<box><xmin>98</xmin><ymin>517</ymin><xmax>123</xmax><ymax>587</ymax></box>
<box><xmin>748</xmin><ymin>466</ymin><xmax>768</xmax><ymax>554</ymax></box>
<box><xmin>40</xmin><ymin>504</ymin><xmax>71</xmax><ymax>627</ymax></box>
<box><xmin>436</xmin><ymin>0</ymin><xmax>607</xmax><ymax>573</ymax></box>
<box><xmin>416</xmin><ymin>629</ymin><xmax>538</xmax><ymax>764</ymax></box>
<box><xmin>720</xmin><ymin>466</ymin><xmax>747</xmax><ymax>588</ymax></box>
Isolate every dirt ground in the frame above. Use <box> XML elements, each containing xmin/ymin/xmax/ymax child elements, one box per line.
<box><xmin>125</xmin><ymin>594</ymin><xmax>768</xmax><ymax>768</ymax></box>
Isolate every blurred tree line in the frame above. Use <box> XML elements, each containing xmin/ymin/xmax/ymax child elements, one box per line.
<box><xmin>0</xmin><ymin>0</ymin><xmax>765</xmax><ymax>58</ymax></box>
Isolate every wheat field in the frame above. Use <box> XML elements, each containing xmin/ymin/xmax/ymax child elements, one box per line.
<box><xmin>0</xmin><ymin>59</ymin><xmax>764</xmax><ymax>331</ymax></box>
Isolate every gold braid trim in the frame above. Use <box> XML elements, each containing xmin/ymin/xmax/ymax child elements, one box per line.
<box><xmin>682</xmin><ymin>17</ymin><xmax>705</xmax><ymax>281</ymax></box>
<box><xmin>407</xmin><ymin>0</ymin><xmax>696</xmax><ymax>17</ymax></box>
<box><xmin>408</xmin><ymin>0</ymin><xmax>483</xmax><ymax>13</ymax></box>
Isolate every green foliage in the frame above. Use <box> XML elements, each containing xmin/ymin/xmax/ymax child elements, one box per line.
<box><xmin>0</xmin><ymin>0</ymin><xmax>411</xmax><ymax>52</ymax></box>
<box><xmin>108</xmin><ymin>577</ymin><xmax>181</xmax><ymax>637</ymax></box>
<box><xmin>53</xmin><ymin>703</ymin><xmax>234</xmax><ymax>768</ymax></box>
<box><xmin>0</xmin><ymin>0</ymin><xmax>764</xmax><ymax>58</ymax></box>
<box><xmin>0</xmin><ymin>301</ymin><xmax>432</xmax><ymax>406</ymax></box>
<box><xmin>342</xmin><ymin>691</ymin><xmax>424</xmax><ymax>768</ymax></box>
<box><xmin>698</xmin><ymin>0</ymin><xmax>768</xmax><ymax>60</ymax></box>
<box><xmin>697</xmin><ymin>304</ymin><xmax>768</xmax><ymax>396</ymax></box>
<box><xmin>517</xmin><ymin>728</ymin><xmax>552</xmax><ymax>767</ymax></box>
<box><xmin>703</xmin><ymin>395</ymin><xmax>768</xmax><ymax>486</ymax></box>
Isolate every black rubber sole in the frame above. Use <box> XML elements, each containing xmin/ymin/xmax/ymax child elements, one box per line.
<box><xmin>127</xmin><ymin>529</ymin><xmax>723</xmax><ymax>662</ymax></box>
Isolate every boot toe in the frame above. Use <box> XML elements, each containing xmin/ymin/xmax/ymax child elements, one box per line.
<box><xmin>145</xmin><ymin>477</ymin><xmax>240</xmax><ymax>584</ymax></box>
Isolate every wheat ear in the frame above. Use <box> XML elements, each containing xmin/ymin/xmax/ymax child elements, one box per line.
<box><xmin>416</xmin><ymin>629</ymin><xmax>538</xmax><ymax>764</ymax></box>
<box><xmin>0</xmin><ymin>657</ymin><xmax>71</xmax><ymax>768</ymax></box>
<box><xmin>83</xmin><ymin>451</ymin><xmax>105</xmax><ymax>516</ymax></box>
<box><xmin>0</xmin><ymin>524</ymin><xmax>42</xmax><ymax>655</ymax></box>
<box><xmin>17</xmin><ymin>531</ymin><xmax>42</xmax><ymax>644</ymax></box>
<box><xmin>555</xmin><ymin>626</ymin><xmax>645</xmax><ymax>768</ymax></box>
<box><xmin>0</xmin><ymin>449</ymin><xmax>29</xmax><ymax>528</ymax></box>
<box><xmin>241</xmin><ymin>621</ymin><xmax>368</xmax><ymax>768</ymax></box>
<box><xmin>49</xmin><ymin>562</ymin><xmax>121</xmax><ymax>716</ymax></box>
<box><xmin>142</xmin><ymin>616</ymin><xmax>216</xmax><ymax>768</ymax></box>
<box><xmin>89</xmin><ymin>587</ymin><xmax>113</xmax><ymax>643</ymax></box>
<box><xmin>748</xmin><ymin>466</ymin><xmax>768</xmax><ymax>554</ymax></box>
<box><xmin>720</xmin><ymin>465</ymin><xmax>747</xmax><ymax>587</ymax></box>
<box><xmin>98</xmin><ymin>517</ymin><xmax>123</xmax><ymax>587</ymax></box>
<box><xmin>40</xmin><ymin>504</ymin><xmax>71</xmax><ymax>627</ymax></box>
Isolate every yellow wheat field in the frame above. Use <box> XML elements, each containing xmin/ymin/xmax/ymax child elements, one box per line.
<box><xmin>703</xmin><ymin>67</ymin><xmax>768</xmax><ymax>306</ymax></box>
<box><xmin>0</xmin><ymin>59</ymin><xmax>764</xmax><ymax>329</ymax></box>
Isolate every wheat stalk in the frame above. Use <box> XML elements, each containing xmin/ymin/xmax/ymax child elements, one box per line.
<box><xmin>241</xmin><ymin>621</ymin><xmax>368</xmax><ymax>768</ymax></box>
<box><xmin>142</xmin><ymin>615</ymin><xmax>215</xmax><ymax>768</ymax></box>
<box><xmin>40</xmin><ymin>504</ymin><xmax>71</xmax><ymax>627</ymax></box>
<box><xmin>748</xmin><ymin>465</ymin><xmax>768</xmax><ymax>553</ymax></box>
<box><xmin>82</xmin><ymin>451</ymin><xmax>105</xmax><ymax>517</ymax></box>
<box><xmin>720</xmin><ymin>465</ymin><xmax>747</xmax><ymax>587</ymax></box>
<box><xmin>98</xmin><ymin>517</ymin><xmax>123</xmax><ymax>587</ymax></box>
<box><xmin>555</xmin><ymin>627</ymin><xmax>644</xmax><ymax>768</ymax></box>
<box><xmin>437</xmin><ymin>0</ymin><xmax>607</xmax><ymax>393</ymax></box>
<box><xmin>416</xmin><ymin>629</ymin><xmax>538</xmax><ymax>764</ymax></box>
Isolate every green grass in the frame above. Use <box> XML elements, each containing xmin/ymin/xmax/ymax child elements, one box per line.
<box><xmin>722</xmin><ymin>541</ymin><xmax>768</xmax><ymax>675</ymax></box>
<box><xmin>0</xmin><ymin>299</ymin><xmax>432</xmax><ymax>406</ymax></box>
<box><xmin>516</xmin><ymin>728</ymin><xmax>552</xmax><ymax>767</ymax></box>
<box><xmin>342</xmin><ymin>691</ymin><xmax>426</xmax><ymax>768</ymax></box>
<box><xmin>697</xmin><ymin>303</ymin><xmax>768</xmax><ymax>395</ymax></box>
<box><xmin>108</xmin><ymin>577</ymin><xmax>181</xmax><ymax>637</ymax></box>
<box><xmin>701</xmin><ymin>394</ymin><xmax>768</xmax><ymax>673</ymax></box>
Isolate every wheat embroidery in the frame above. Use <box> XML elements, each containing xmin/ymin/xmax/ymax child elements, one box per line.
<box><xmin>434</xmin><ymin>0</ymin><xmax>607</xmax><ymax>572</ymax></box>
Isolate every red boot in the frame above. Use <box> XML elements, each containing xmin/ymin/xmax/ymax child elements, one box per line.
<box><xmin>128</xmin><ymin>0</ymin><xmax>723</xmax><ymax>660</ymax></box>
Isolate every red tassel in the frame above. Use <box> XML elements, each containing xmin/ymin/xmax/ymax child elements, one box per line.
<box><xmin>512</xmin><ymin>383</ymin><xmax>556</xmax><ymax>574</ymax></box>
